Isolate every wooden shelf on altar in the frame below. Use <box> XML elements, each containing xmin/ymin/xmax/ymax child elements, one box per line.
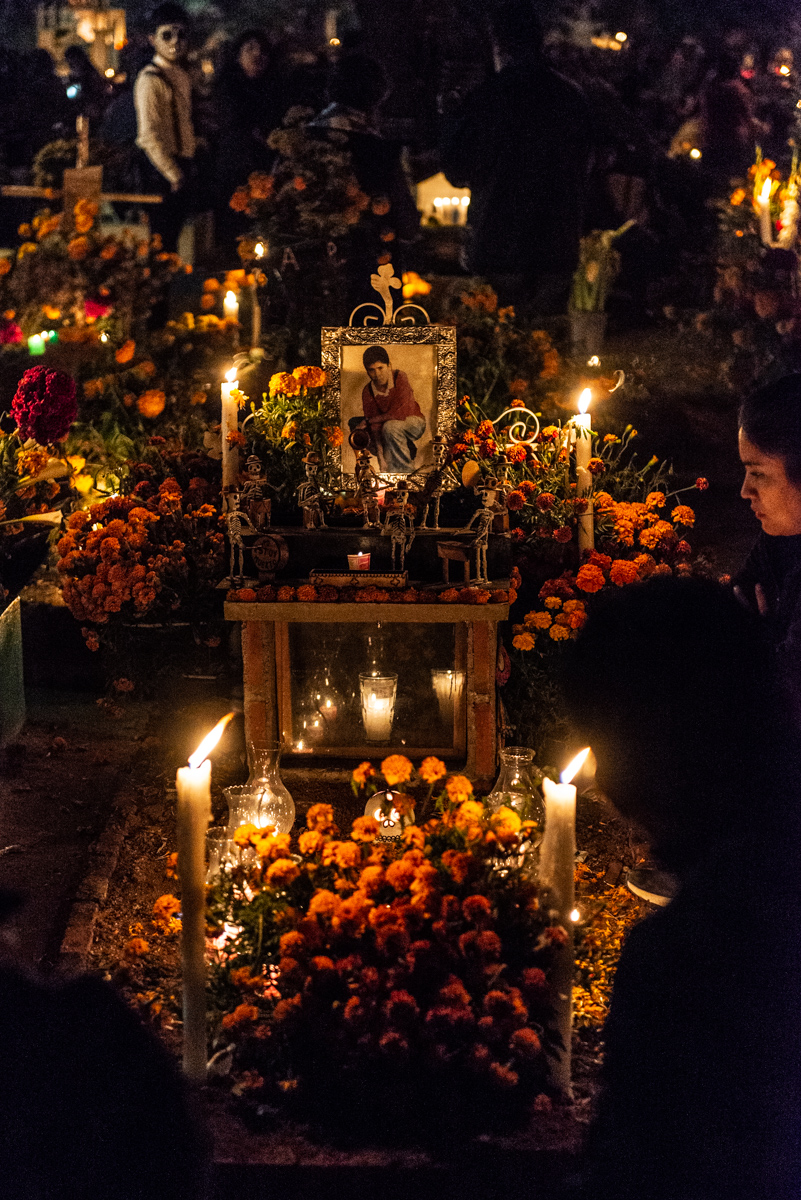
<box><xmin>226</xmin><ymin>597</ymin><xmax>510</xmax><ymax>781</ymax></box>
<box><xmin>224</xmin><ymin>600</ymin><xmax>510</xmax><ymax>623</ymax></box>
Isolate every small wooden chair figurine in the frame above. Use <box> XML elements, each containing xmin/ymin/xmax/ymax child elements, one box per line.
<box><xmin>437</xmin><ymin>540</ymin><xmax>473</xmax><ymax>584</ymax></box>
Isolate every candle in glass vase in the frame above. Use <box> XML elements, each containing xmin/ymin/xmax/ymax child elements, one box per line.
<box><xmin>431</xmin><ymin>668</ymin><xmax>465</xmax><ymax>729</ymax></box>
<box><xmin>359</xmin><ymin>672</ymin><xmax>397</xmax><ymax>743</ymax></box>
<box><xmin>539</xmin><ymin>746</ymin><xmax>590</xmax><ymax>1096</ymax></box>
<box><xmin>221</xmin><ymin>367</ymin><xmax>239</xmax><ymax>506</ymax></box>
<box><xmin>176</xmin><ymin>712</ymin><xmax>233</xmax><ymax>1081</ymax></box>
<box><xmin>574</xmin><ymin>388</ymin><xmax>594</xmax><ymax>553</ymax></box>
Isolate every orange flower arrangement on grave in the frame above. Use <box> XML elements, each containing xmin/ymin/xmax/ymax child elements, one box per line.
<box><xmin>56</xmin><ymin>469</ymin><xmax>224</xmax><ymax>639</ymax></box>
<box><xmin>205</xmin><ymin>760</ymin><xmax>559</xmax><ymax>1139</ymax></box>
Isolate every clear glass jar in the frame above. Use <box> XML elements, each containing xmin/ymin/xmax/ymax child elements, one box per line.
<box><xmin>246</xmin><ymin>740</ymin><xmax>295</xmax><ymax>833</ymax></box>
<box><xmin>486</xmin><ymin>746</ymin><xmax>544</xmax><ymax>843</ymax></box>
<box><xmin>223</xmin><ymin>785</ymin><xmax>262</xmax><ymax>836</ymax></box>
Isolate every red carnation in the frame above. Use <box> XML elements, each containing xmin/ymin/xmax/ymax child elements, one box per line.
<box><xmin>12</xmin><ymin>366</ymin><xmax>77</xmax><ymax>444</ymax></box>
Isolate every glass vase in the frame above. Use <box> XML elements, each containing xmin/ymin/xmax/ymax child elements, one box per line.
<box><xmin>246</xmin><ymin>740</ymin><xmax>295</xmax><ymax>834</ymax></box>
<box><xmin>486</xmin><ymin>746</ymin><xmax>545</xmax><ymax>844</ymax></box>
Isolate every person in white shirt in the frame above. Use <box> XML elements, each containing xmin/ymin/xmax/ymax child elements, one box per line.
<box><xmin>134</xmin><ymin>3</ymin><xmax>197</xmax><ymax>252</ymax></box>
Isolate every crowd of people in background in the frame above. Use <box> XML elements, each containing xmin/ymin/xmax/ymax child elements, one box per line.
<box><xmin>0</xmin><ymin>0</ymin><xmax>799</xmax><ymax>304</ymax></box>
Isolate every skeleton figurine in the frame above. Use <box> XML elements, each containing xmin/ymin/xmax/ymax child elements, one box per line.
<box><xmin>382</xmin><ymin>481</ymin><xmax>416</xmax><ymax>572</ymax></box>
<box><xmin>225</xmin><ymin>491</ymin><xmax>257</xmax><ymax>583</ymax></box>
<box><xmin>354</xmin><ymin>448</ymin><xmax>382</xmax><ymax>527</ymax></box>
<box><xmin>462</xmin><ymin>478</ymin><xmax>502</xmax><ymax>583</ymax></box>
<box><xmin>240</xmin><ymin>454</ymin><xmax>270</xmax><ymax>529</ymax></box>
<box><xmin>421</xmin><ymin>435</ymin><xmax>448</xmax><ymax>529</ymax></box>
<box><xmin>295</xmin><ymin>451</ymin><xmax>327</xmax><ymax>529</ymax></box>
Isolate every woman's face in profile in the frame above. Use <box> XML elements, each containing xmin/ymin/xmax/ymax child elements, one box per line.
<box><xmin>739</xmin><ymin>431</ymin><xmax>801</xmax><ymax>536</ymax></box>
<box><xmin>367</xmin><ymin>361</ymin><xmax>391</xmax><ymax>388</ymax></box>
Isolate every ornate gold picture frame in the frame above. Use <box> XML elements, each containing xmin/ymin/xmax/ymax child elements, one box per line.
<box><xmin>321</xmin><ymin>323</ymin><xmax>457</xmax><ymax>486</ymax></box>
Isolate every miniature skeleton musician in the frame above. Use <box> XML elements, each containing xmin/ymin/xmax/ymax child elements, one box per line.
<box><xmin>382</xmin><ymin>482</ymin><xmax>416</xmax><ymax>571</ymax></box>
<box><xmin>225</xmin><ymin>493</ymin><xmax>257</xmax><ymax>583</ymax></box>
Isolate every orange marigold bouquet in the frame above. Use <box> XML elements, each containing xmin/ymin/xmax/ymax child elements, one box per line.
<box><xmin>5</xmin><ymin>201</ymin><xmax>188</xmax><ymax>345</ymax></box>
<box><xmin>56</xmin><ymin>467</ymin><xmax>224</xmax><ymax>639</ymax></box>
<box><xmin>206</xmin><ymin>762</ymin><xmax>561</xmax><ymax>1141</ymax></box>
<box><xmin>244</xmin><ymin>364</ymin><xmax>335</xmax><ymax>509</ymax></box>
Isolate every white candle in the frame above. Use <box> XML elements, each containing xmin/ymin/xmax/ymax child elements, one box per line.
<box><xmin>223</xmin><ymin>288</ymin><xmax>239</xmax><ymax>323</ymax></box>
<box><xmin>221</xmin><ymin>367</ymin><xmax>239</xmax><ymax>505</ymax></box>
<box><xmin>574</xmin><ymin>388</ymin><xmax>594</xmax><ymax>553</ymax></box>
<box><xmin>431</xmin><ymin>668</ymin><xmax>465</xmax><ymax>728</ymax></box>
<box><xmin>758</xmin><ymin>178</ymin><xmax>773</xmax><ymax>247</ymax></box>
<box><xmin>176</xmin><ymin>713</ymin><xmax>233</xmax><ymax>1081</ymax></box>
<box><xmin>363</xmin><ymin>693</ymin><xmax>392</xmax><ymax>741</ymax></box>
<box><xmin>539</xmin><ymin>747</ymin><xmax>590</xmax><ymax>1097</ymax></box>
<box><xmin>250</xmin><ymin>279</ymin><xmax>261</xmax><ymax>348</ymax></box>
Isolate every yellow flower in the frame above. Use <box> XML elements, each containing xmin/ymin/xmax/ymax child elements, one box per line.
<box><xmin>42</xmin><ymin>304</ymin><xmax>61</xmax><ymax>321</ymax></box>
<box><xmin>269</xmin><ymin>371</ymin><xmax>301</xmax><ymax>397</ymax></box>
<box><xmin>512</xmin><ymin>632</ymin><xmax>536</xmax><ymax>651</ymax></box>
<box><xmin>233</xmin><ymin>823</ymin><xmax>259</xmax><ymax>845</ymax></box>
<box><xmin>17</xmin><ymin>242</ymin><xmax>38</xmax><ymax>259</ymax></box>
<box><xmin>292</xmin><ymin>365</ymin><xmax>327</xmax><ymax>389</ymax></box>
<box><xmin>549</xmin><ymin>624</ymin><xmax>570</xmax><ymax>641</ymax></box>
<box><xmin>445</xmin><ymin>775</ymin><xmax>474</xmax><ymax>804</ymax></box>
<box><xmin>299</xmin><ymin>830</ymin><xmax>325</xmax><ymax>856</ymax></box>
<box><xmin>645</xmin><ymin>491</ymin><xmax>665</xmax><ymax>509</ymax></box>
<box><xmin>381</xmin><ymin>754</ymin><xmax>413</xmax><ymax>787</ymax></box>
<box><xmin>543</xmin><ymin>596</ymin><xmax>562</xmax><ymax>609</ymax></box>
<box><xmin>419</xmin><ymin>756</ymin><xmax>447</xmax><ymax>784</ymax></box>
<box><xmin>137</xmin><ymin>389</ymin><xmax>166</xmax><ymax>418</ymax></box>
<box><xmin>352</xmin><ymin>761</ymin><xmax>374</xmax><ymax>786</ymax></box>
<box><xmin>115</xmin><ymin>339</ymin><xmax>136</xmax><ymax>364</ymax></box>
<box><xmin>266</xmin><ymin>858</ymin><xmax>300</xmax><ymax>887</ymax></box>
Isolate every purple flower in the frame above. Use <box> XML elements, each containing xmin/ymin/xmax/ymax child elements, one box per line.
<box><xmin>11</xmin><ymin>366</ymin><xmax>77</xmax><ymax>444</ymax></box>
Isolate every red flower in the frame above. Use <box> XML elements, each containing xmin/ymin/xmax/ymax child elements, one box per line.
<box><xmin>695</xmin><ymin>477</ymin><xmax>709</xmax><ymax>490</ymax></box>
<box><xmin>505</xmin><ymin>490</ymin><xmax>526</xmax><ymax>511</ymax></box>
<box><xmin>476</xmin><ymin>420</ymin><xmax>495</xmax><ymax>440</ymax></box>
<box><xmin>552</xmin><ymin>526</ymin><xmax>572</xmax><ymax>543</ymax></box>
<box><xmin>479</xmin><ymin>439</ymin><xmax>497</xmax><ymax>458</ymax></box>
<box><xmin>84</xmin><ymin>297</ymin><xmax>112</xmax><ymax>320</ymax></box>
<box><xmin>12</xmin><ymin>366</ymin><xmax>77</xmax><ymax>443</ymax></box>
<box><xmin>536</xmin><ymin>493</ymin><xmax>555</xmax><ymax>511</ymax></box>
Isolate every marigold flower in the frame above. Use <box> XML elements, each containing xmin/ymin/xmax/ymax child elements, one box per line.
<box><xmin>552</xmin><ymin>526</ymin><xmax>572</xmax><ymax>543</ymax></box>
<box><xmin>293</xmin><ymin>365</ymin><xmax>327</xmax><ymax>388</ymax></box>
<box><xmin>269</xmin><ymin>371</ymin><xmax>301</xmax><ymax>397</ymax></box>
<box><xmin>445</xmin><ymin>774</ymin><xmax>473</xmax><ymax>803</ymax></box>
<box><xmin>385</xmin><ymin>859</ymin><xmax>416</xmax><ymax>892</ymax></box>
<box><xmin>0</xmin><ymin>257</ymin><xmax>10</xmax><ymax>275</ymax></box>
<box><xmin>671</xmin><ymin>504</ymin><xmax>695</xmax><ymax>527</ymax></box>
<box><xmin>505</xmin><ymin>489</ymin><xmax>526</xmax><ymax>511</ymax></box>
<box><xmin>230</xmin><ymin>188</ymin><xmax>250</xmax><ymax>212</ymax></box>
<box><xmin>381</xmin><ymin>754</ymin><xmax>413</xmax><ymax>786</ymax></box>
<box><xmin>115</xmin><ymin>339</ymin><xmax>136</xmax><ymax>364</ymax></box>
<box><xmin>549</xmin><ymin>624</ymin><xmax>570</xmax><ymax>642</ymax></box>
<box><xmin>152</xmin><ymin>894</ymin><xmax>181</xmax><ymax>922</ymax></box>
<box><xmin>609</xmin><ymin>559</ymin><xmax>639</xmax><ymax>586</ymax></box>
<box><xmin>350</xmin><ymin>815</ymin><xmax>379</xmax><ymax>843</ymax></box>
<box><xmin>576</xmin><ymin>563</ymin><xmax>606</xmax><ymax>593</ymax></box>
<box><xmin>528</xmin><ymin>610</ymin><xmax>552</xmax><ymax>630</ymax></box>
<box><xmin>695</xmin><ymin>477</ymin><xmax>709</xmax><ymax>490</ymax></box>
<box><xmin>308</xmin><ymin>889</ymin><xmax>340</xmax><ymax>919</ymax></box>
<box><xmin>490</xmin><ymin>805</ymin><xmax>522</xmax><ymax>841</ymax></box>
<box><xmin>137</xmin><ymin>389</ymin><xmax>166</xmax><ymax>418</ymax></box>
<box><xmin>510</xmin><ymin>1027</ymin><xmax>542</xmax><ymax>1058</ymax></box>
<box><xmin>123</xmin><ymin>936</ymin><xmax>150</xmax><ymax>958</ymax></box>
<box><xmin>419</xmin><ymin>756</ymin><xmax>447</xmax><ymax>784</ymax></box>
<box><xmin>221</xmin><ymin>1003</ymin><xmax>259</xmax><ymax>1029</ymax></box>
<box><xmin>292</xmin><ymin>175</ymin><xmax>307</xmax><ymax>191</ymax></box>
<box><xmin>646</xmin><ymin>491</ymin><xmax>665</xmax><ymax>509</ymax></box>
<box><xmin>358</xmin><ymin>865</ymin><xmax>385</xmax><ymax>896</ymax></box>
<box><xmin>512</xmin><ymin>632</ymin><xmax>536</xmax><ymax>650</ymax></box>
<box><xmin>306</xmin><ymin>803</ymin><xmax>337</xmax><ymax>833</ymax></box>
<box><xmin>476</xmin><ymin>420</ymin><xmax>495</xmax><ymax>440</ymax></box>
<box><xmin>233</xmin><ymin>823</ymin><xmax>259</xmax><ymax>846</ymax></box>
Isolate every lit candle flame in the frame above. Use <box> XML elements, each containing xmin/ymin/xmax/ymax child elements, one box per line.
<box><xmin>570</xmin><ymin>907</ymin><xmax>580</xmax><ymax>922</ymax></box>
<box><xmin>578</xmin><ymin>388</ymin><xmax>592</xmax><ymax>415</ymax></box>
<box><xmin>225</xmin><ymin>366</ymin><xmax>237</xmax><ymax>383</ymax></box>
<box><xmin>587</xmin><ymin>355</ymin><xmax>600</xmax><ymax>367</ymax></box>
<box><xmin>760</xmin><ymin>178</ymin><xmax>772</xmax><ymax>203</ymax></box>
<box><xmin>224</xmin><ymin>289</ymin><xmax>237</xmax><ymax>305</ymax></box>
<box><xmin>560</xmin><ymin>746</ymin><xmax>591</xmax><ymax>785</ymax></box>
<box><xmin>188</xmin><ymin>713</ymin><xmax>234</xmax><ymax>769</ymax></box>
<box><xmin>254</xmin><ymin>242</ymin><xmax>265</xmax><ymax>258</ymax></box>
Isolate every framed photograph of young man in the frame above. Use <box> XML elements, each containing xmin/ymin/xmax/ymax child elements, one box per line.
<box><xmin>321</xmin><ymin>324</ymin><xmax>457</xmax><ymax>482</ymax></box>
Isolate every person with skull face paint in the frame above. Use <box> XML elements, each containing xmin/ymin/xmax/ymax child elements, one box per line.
<box><xmin>134</xmin><ymin>3</ymin><xmax>198</xmax><ymax>252</ymax></box>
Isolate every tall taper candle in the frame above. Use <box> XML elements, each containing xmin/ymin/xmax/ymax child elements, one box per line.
<box><xmin>758</xmin><ymin>178</ymin><xmax>773</xmax><ymax>247</ymax></box>
<box><xmin>176</xmin><ymin>714</ymin><xmax>233</xmax><ymax>1081</ymax></box>
<box><xmin>574</xmin><ymin>388</ymin><xmax>594</xmax><ymax>553</ymax></box>
<box><xmin>539</xmin><ymin>747</ymin><xmax>590</xmax><ymax>1097</ymax></box>
<box><xmin>221</xmin><ymin>367</ymin><xmax>239</xmax><ymax>507</ymax></box>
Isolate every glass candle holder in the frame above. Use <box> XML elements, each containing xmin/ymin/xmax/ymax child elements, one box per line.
<box><xmin>246</xmin><ymin>740</ymin><xmax>296</xmax><ymax>834</ymax></box>
<box><xmin>486</xmin><ymin>746</ymin><xmax>545</xmax><ymax>842</ymax></box>
<box><xmin>431</xmin><ymin>668</ymin><xmax>465</xmax><ymax>729</ymax></box>
<box><xmin>205</xmin><ymin>825</ymin><xmax>231</xmax><ymax>884</ymax></box>
<box><xmin>223</xmin><ymin>785</ymin><xmax>262</xmax><ymax>837</ymax></box>
<box><xmin>359</xmin><ymin>672</ymin><xmax>397</xmax><ymax>743</ymax></box>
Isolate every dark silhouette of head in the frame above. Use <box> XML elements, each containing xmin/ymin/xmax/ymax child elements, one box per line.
<box><xmin>492</xmin><ymin>1</ymin><xmax>544</xmax><ymax>60</ymax></box>
<box><xmin>739</xmin><ymin>374</ymin><xmax>801</xmax><ymax>486</ymax></box>
<box><xmin>146</xmin><ymin>3</ymin><xmax>189</xmax><ymax>35</ymax></box>
<box><xmin>561</xmin><ymin>576</ymin><xmax>791</xmax><ymax>874</ymax></box>
<box><xmin>327</xmin><ymin>53</ymin><xmax>388</xmax><ymax>114</ymax></box>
